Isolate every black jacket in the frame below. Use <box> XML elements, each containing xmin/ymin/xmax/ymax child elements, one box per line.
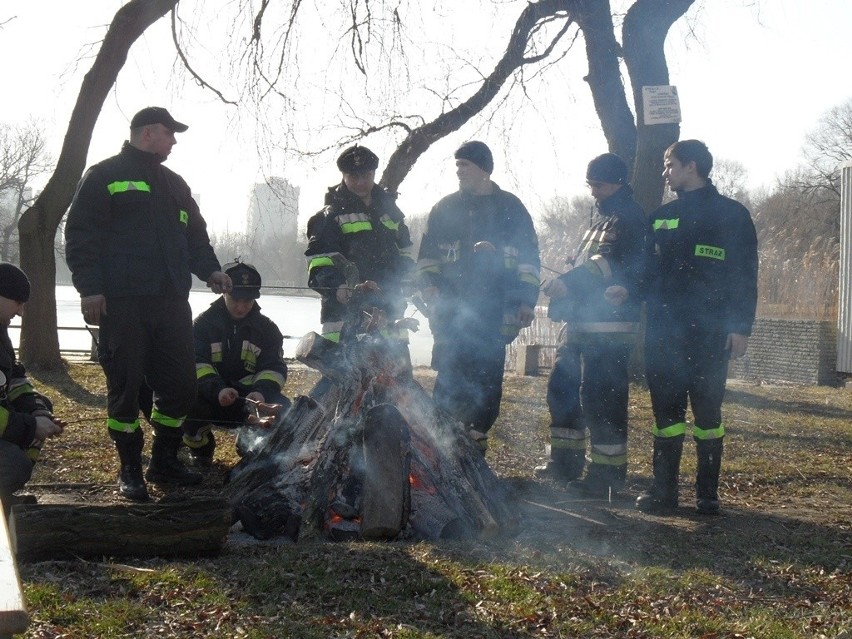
<box><xmin>193</xmin><ymin>298</ymin><xmax>288</xmax><ymax>404</ymax></box>
<box><xmin>65</xmin><ymin>142</ymin><xmax>221</xmax><ymax>299</ymax></box>
<box><xmin>646</xmin><ymin>182</ymin><xmax>758</xmax><ymax>336</ymax></box>
<box><xmin>1</xmin><ymin>324</ymin><xmax>51</xmax><ymax>456</ymax></box>
<box><xmin>305</xmin><ymin>183</ymin><xmax>413</xmax><ymax>323</ymax></box>
<box><xmin>550</xmin><ymin>185</ymin><xmax>646</xmax><ymax>326</ymax></box>
<box><xmin>417</xmin><ymin>185</ymin><xmax>541</xmax><ymax>341</ymax></box>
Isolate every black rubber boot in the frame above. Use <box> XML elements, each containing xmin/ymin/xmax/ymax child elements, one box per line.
<box><xmin>534</xmin><ymin>448</ymin><xmax>585</xmax><ymax>482</ymax></box>
<box><xmin>146</xmin><ymin>425</ymin><xmax>203</xmax><ymax>486</ymax></box>
<box><xmin>184</xmin><ymin>426</ymin><xmax>216</xmax><ymax>468</ymax></box>
<box><xmin>636</xmin><ymin>437</ymin><xmax>683</xmax><ymax>513</ymax></box>
<box><xmin>110</xmin><ymin>429</ymin><xmax>149</xmax><ymax>502</ymax></box>
<box><xmin>695</xmin><ymin>438</ymin><xmax>723</xmax><ymax>515</ymax></box>
<box><xmin>567</xmin><ymin>462</ymin><xmax>626</xmax><ymax>499</ymax></box>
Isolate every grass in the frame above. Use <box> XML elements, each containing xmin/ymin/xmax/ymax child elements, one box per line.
<box><xmin>12</xmin><ymin>361</ymin><xmax>852</xmax><ymax>638</ymax></box>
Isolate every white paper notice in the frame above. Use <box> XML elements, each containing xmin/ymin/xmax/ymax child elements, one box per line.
<box><xmin>642</xmin><ymin>86</ymin><xmax>682</xmax><ymax>125</ymax></box>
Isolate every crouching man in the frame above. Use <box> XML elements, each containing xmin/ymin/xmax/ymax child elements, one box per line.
<box><xmin>0</xmin><ymin>263</ymin><xmax>65</xmax><ymax>515</ymax></box>
<box><xmin>183</xmin><ymin>261</ymin><xmax>290</xmax><ymax>467</ymax></box>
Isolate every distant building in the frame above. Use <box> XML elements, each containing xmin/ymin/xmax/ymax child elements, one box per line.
<box><xmin>247</xmin><ymin>177</ymin><xmax>299</xmax><ymax>240</ymax></box>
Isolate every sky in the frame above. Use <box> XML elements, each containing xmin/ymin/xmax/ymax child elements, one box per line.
<box><xmin>1</xmin><ymin>0</ymin><xmax>851</xmax><ymax>236</ymax></box>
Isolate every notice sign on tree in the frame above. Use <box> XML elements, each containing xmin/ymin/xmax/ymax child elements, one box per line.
<box><xmin>642</xmin><ymin>86</ymin><xmax>681</xmax><ymax>125</ymax></box>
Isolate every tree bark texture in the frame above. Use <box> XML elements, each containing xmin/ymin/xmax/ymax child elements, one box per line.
<box><xmin>18</xmin><ymin>0</ymin><xmax>179</xmax><ymax>370</ymax></box>
<box><xmin>622</xmin><ymin>0</ymin><xmax>694</xmax><ymax>215</ymax></box>
<box><xmin>11</xmin><ymin>496</ymin><xmax>231</xmax><ymax>561</ymax></box>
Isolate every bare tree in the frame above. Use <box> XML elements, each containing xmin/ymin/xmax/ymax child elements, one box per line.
<box><xmin>23</xmin><ymin>0</ymin><xmax>700</xmax><ymax>368</ymax></box>
<box><xmin>0</xmin><ymin>121</ymin><xmax>52</xmax><ymax>262</ymax></box>
<box><xmin>537</xmin><ymin>194</ymin><xmax>595</xmax><ymax>275</ymax></box>
<box><xmin>798</xmin><ymin>96</ymin><xmax>852</xmax><ymax>199</ymax></box>
<box><xmin>18</xmin><ymin>0</ymin><xmax>179</xmax><ymax>369</ymax></box>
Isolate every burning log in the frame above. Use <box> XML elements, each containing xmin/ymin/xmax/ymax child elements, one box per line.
<box><xmin>225</xmin><ymin>286</ymin><xmax>519</xmax><ymax>542</ymax></box>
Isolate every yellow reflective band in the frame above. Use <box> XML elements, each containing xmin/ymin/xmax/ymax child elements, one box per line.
<box><xmin>107</xmin><ymin>181</ymin><xmax>151</xmax><ymax>195</ymax></box>
<box><xmin>381</xmin><ymin>217</ymin><xmax>400</xmax><ymax>231</ymax></box>
<box><xmin>551</xmin><ymin>438</ymin><xmax>586</xmax><ymax>451</ymax></box>
<box><xmin>308</xmin><ymin>256</ymin><xmax>335</xmax><ymax>272</ymax></box>
<box><xmin>150</xmin><ymin>409</ymin><xmax>185</xmax><ymax>428</ymax></box>
<box><xmin>253</xmin><ymin>370</ymin><xmax>286</xmax><ymax>388</ymax></box>
<box><xmin>26</xmin><ymin>446</ymin><xmax>41</xmax><ymax>462</ymax></box>
<box><xmin>695</xmin><ymin>244</ymin><xmax>725</xmax><ymax>260</ymax></box>
<box><xmin>653</xmin><ymin>218</ymin><xmax>679</xmax><ymax>230</ymax></box>
<box><xmin>590</xmin><ymin>452</ymin><xmax>628</xmax><ymax>466</ymax></box>
<box><xmin>0</xmin><ymin>406</ymin><xmax>9</xmax><ymax>436</ymax></box>
<box><xmin>341</xmin><ymin>221</ymin><xmax>373</xmax><ymax>234</ymax></box>
<box><xmin>694</xmin><ymin>424</ymin><xmax>725</xmax><ymax>440</ymax></box>
<box><xmin>108</xmin><ymin>418</ymin><xmax>140</xmax><ymax>433</ymax></box>
<box><xmin>179</xmin><ymin>209</ymin><xmax>189</xmax><ymax>225</ymax></box>
<box><xmin>519</xmin><ymin>272</ymin><xmax>540</xmax><ymax>287</ymax></box>
<box><xmin>652</xmin><ymin>422</ymin><xmax>687</xmax><ymax>438</ymax></box>
<box><xmin>196</xmin><ymin>363</ymin><xmax>217</xmax><ymax>379</ymax></box>
<box><xmin>7</xmin><ymin>380</ymin><xmax>35</xmax><ymax>401</ymax></box>
<box><xmin>322</xmin><ymin>331</ymin><xmax>341</xmax><ymax>343</ymax></box>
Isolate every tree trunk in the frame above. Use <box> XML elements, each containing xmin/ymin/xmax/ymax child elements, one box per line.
<box><xmin>574</xmin><ymin>0</ymin><xmax>638</xmax><ymax>167</ymax></box>
<box><xmin>622</xmin><ymin>0</ymin><xmax>694</xmax><ymax>215</ymax></box>
<box><xmin>11</xmin><ymin>497</ymin><xmax>231</xmax><ymax>561</ymax></box>
<box><xmin>18</xmin><ymin>0</ymin><xmax>179</xmax><ymax>370</ymax></box>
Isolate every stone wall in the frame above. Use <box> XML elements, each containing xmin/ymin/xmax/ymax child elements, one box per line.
<box><xmin>727</xmin><ymin>318</ymin><xmax>839</xmax><ymax>386</ymax></box>
<box><xmin>510</xmin><ymin>313</ymin><xmax>840</xmax><ymax>386</ymax></box>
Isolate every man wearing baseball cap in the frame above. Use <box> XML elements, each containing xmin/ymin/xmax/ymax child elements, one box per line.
<box><xmin>65</xmin><ymin>107</ymin><xmax>231</xmax><ymax>501</ymax></box>
<box><xmin>0</xmin><ymin>263</ymin><xmax>65</xmax><ymax>513</ymax></box>
<box><xmin>183</xmin><ymin>260</ymin><xmax>290</xmax><ymax>467</ymax></box>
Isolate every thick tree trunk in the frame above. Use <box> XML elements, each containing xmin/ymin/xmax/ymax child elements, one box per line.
<box><xmin>18</xmin><ymin>0</ymin><xmax>179</xmax><ymax>370</ymax></box>
<box><xmin>11</xmin><ymin>496</ymin><xmax>231</xmax><ymax>561</ymax></box>
<box><xmin>622</xmin><ymin>0</ymin><xmax>694</xmax><ymax>215</ymax></box>
<box><xmin>574</xmin><ymin>0</ymin><xmax>638</xmax><ymax>167</ymax></box>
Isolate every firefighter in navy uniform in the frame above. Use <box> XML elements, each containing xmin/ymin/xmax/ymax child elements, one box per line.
<box><xmin>416</xmin><ymin>141</ymin><xmax>540</xmax><ymax>451</ymax></box>
<box><xmin>304</xmin><ymin>145</ymin><xmax>415</xmax><ymax>354</ymax></box>
<box><xmin>639</xmin><ymin>139</ymin><xmax>757</xmax><ymax>515</ymax></box>
<box><xmin>183</xmin><ymin>261</ymin><xmax>289</xmax><ymax>466</ymax></box>
<box><xmin>0</xmin><ymin>263</ymin><xmax>65</xmax><ymax>515</ymax></box>
<box><xmin>65</xmin><ymin>107</ymin><xmax>231</xmax><ymax>501</ymax></box>
<box><xmin>535</xmin><ymin>154</ymin><xmax>647</xmax><ymax>496</ymax></box>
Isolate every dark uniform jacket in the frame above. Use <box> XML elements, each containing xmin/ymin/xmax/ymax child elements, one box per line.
<box><xmin>416</xmin><ymin>185</ymin><xmax>541</xmax><ymax>342</ymax></box>
<box><xmin>550</xmin><ymin>185</ymin><xmax>646</xmax><ymax>328</ymax></box>
<box><xmin>1</xmin><ymin>324</ymin><xmax>52</xmax><ymax>461</ymax></box>
<box><xmin>305</xmin><ymin>183</ymin><xmax>414</xmax><ymax>326</ymax></box>
<box><xmin>193</xmin><ymin>298</ymin><xmax>288</xmax><ymax>405</ymax></box>
<box><xmin>646</xmin><ymin>182</ymin><xmax>758</xmax><ymax>335</ymax></box>
<box><xmin>65</xmin><ymin>142</ymin><xmax>221</xmax><ymax>299</ymax></box>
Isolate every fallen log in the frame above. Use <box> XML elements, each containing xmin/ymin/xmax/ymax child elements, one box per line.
<box><xmin>12</xmin><ymin>496</ymin><xmax>231</xmax><ymax>561</ymax></box>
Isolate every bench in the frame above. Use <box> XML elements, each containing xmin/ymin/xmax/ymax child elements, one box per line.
<box><xmin>0</xmin><ymin>510</ymin><xmax>28</xmax><ymax>638</ymax></box>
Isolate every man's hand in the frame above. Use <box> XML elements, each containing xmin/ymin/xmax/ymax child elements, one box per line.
<box><xmin>726</xmin><ymin>333</ymin><xmax>749</xmax><ymax>359</ymax></box>
<box><xmin>517</xmin><ymin>304</ymin><xmax>535</xmax><ymax>328</ymax></box>
<box><xmin>336</xmin><ymin>284</ymin><xmax>352</xmax><ymax>305</ymax></box>
<box><xmin>81</xmin><ymin>294</ymin><xmax>107</xmax><ymax>325</ymax></box>
<box><xmin>34</xmin><ymin>415</ymin><xmax>64</xmax><ymax>440</ymax></box>
<box><xmin>604</xmin><ymin>285</ymin><xmax>628</xmax><ymax>306</ymax></box>
<box><xmin>207</xmin><ymin>271</ymin><xmax>232</xmax><ymax>295</ymax></box>
<box><xmin>246</xmin><ymin>391</ymin><xmax>265</xmax><ymax>404</ymax></box>
<box><xmin>244</xmin><ymin>399</ymin><xmax>284</xmax><ymax>428</ymax></box>
<box><xmin>218</xmin><ymin>387</ymin><xmax>239</xmax><ymax>407</ymax></box>
<box><xmin>542</xmin><ymin>278</ymin><xmax>568</xmax><ymax>299</ymax></box>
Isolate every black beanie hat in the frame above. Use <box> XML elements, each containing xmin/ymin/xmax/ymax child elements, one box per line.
<box><xmin>0</xmin><ymin>263</ymin><xmax>31</xmax><ymax>302</ymax></box>
<box><xmin>586</xmin><ymin>153</ymin><xmax>628</xmax><ymax>185</ymax></box>
<box><xmin>455</xmin><ymin>141</ymin><xmax>494</xmax><ymax>174</ymax></box>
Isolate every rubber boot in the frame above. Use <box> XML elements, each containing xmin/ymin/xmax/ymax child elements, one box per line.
<box><xmin>567</xmin><ymin>462</ymin><xmax>626</xmax><ymax>499</ymax></box>
<box><xmin>636</xmin><ymin>436</ymin><xmax>683</xmax><ymax>513</ymax></box>
<box><xmin>109</xmin><ymin>429</ymin><xmax>149</xmax><ymax>501</ymax></box>
<box><xmin>146</xmin><ymin>425</ymin><xmax>203</xmax><ymax>486</ymax></box>
<box><xmin>183</xmin><ymin>424</ymin><xmax>216</xmax><ymax>469</ymax></box>
<box><xmin>534</xmin><ymin>447</ymin><xmax>585</xmax><ymax>482</ymax></box>
<box><xmin>695</xmin><ymin>438</ymin><xmax>723</xmax><ymax>515</ymax></box>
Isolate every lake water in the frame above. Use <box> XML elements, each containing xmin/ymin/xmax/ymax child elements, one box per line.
<box><xmin>9</xmin><ymin>285</ymin><xmax>435</xmax><ymax>366</ymax></box>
